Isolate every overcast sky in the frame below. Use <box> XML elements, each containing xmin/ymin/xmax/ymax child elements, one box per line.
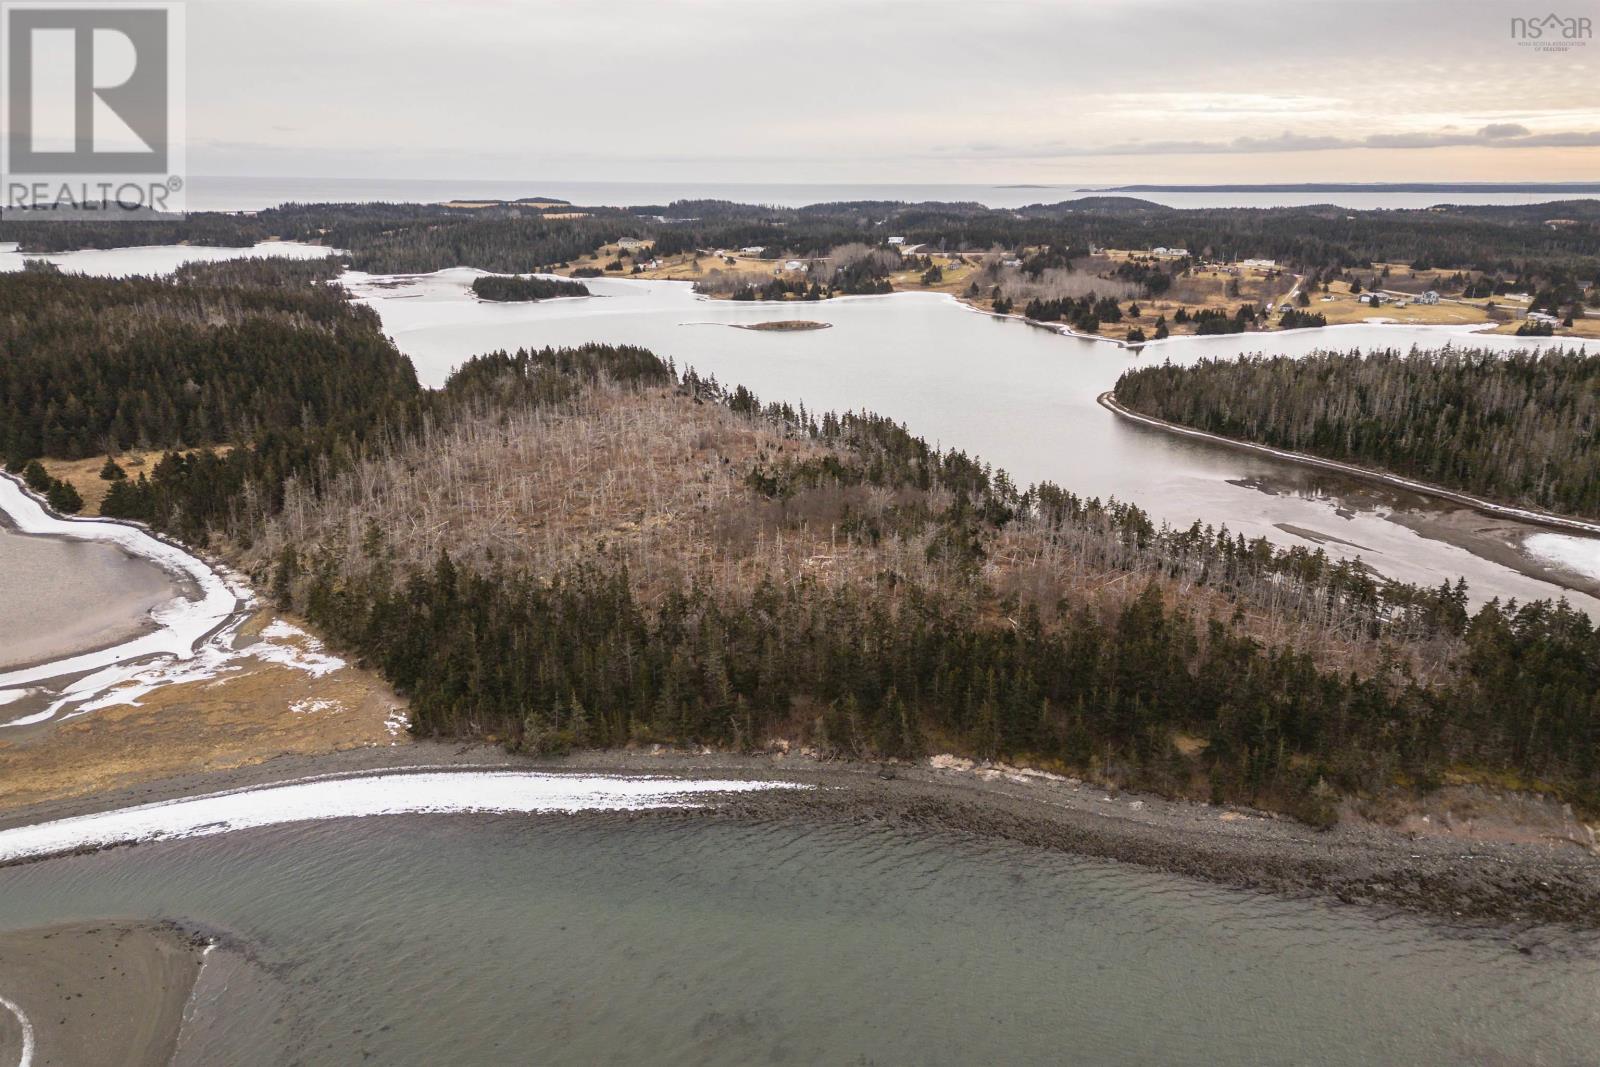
<box><xmin>185</xmin><ymin>0</ymin><xmax>1600</xmax><ymax>184</ymax></box>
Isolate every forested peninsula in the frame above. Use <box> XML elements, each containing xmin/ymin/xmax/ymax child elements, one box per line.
<box><xmin>4</xmin><ymin>262</ymin><xmax>1599</xmax><ymax>824</ymax></box>
<box><xmin>1112</xmin><ymin>348</ymin><xmax>1600</xmax><ymax>520</ymax></box>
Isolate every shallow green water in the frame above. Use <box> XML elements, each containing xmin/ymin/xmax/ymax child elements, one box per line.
<box><xmin>0</xmin><ymin>813</ymin><xmax>1595</xmax><ymax>1065</ymax></box>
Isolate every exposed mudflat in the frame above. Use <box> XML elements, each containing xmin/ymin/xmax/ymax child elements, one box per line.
<box><xmin>0</xmin><ymin>522</ymin><xmax>175</xmax><ymax>674</ymax></box>
<box><xmin>1387</xmin><ymin>506</ymin><xmax>1600</xmax><ymax>599</ymax></box>
<box><xmin>0</xmin><ymin>919</ymin><xmax>207</xmax><ymax>1067</ymax></box>
<box><xmin>4</xmin><ymin>743</ymin><xmax>1596</xmax><ymax>930</ymax></box>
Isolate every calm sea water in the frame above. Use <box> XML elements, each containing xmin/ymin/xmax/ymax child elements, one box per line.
<box><xmin>181</xmin><ymin>175</ymin><xmax>1600</xmax><ymax>212</ymax></box>
<box><xmin>0</xmin><ymin>812</ymin><xmax>1595</xmax><ymax>1066</ymax></box>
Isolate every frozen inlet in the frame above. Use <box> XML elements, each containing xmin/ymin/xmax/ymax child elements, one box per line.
<box><xmin>0</xmin><ymin>474</ymin><xmax>241</xmax><ymax>690</ymax></box>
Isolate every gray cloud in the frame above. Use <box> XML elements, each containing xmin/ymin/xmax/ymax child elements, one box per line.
<box><xmin>1028</xmin><ymin>125</ymin><xmax>1600</xmax><ymax>158</ymax></box>
<box><xmin>174</xmin><ymin>0</ymin><xmax>1600</xmax><ymax>182</ymax></box>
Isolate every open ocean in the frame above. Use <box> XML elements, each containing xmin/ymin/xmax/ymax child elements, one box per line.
<box><xmin>181</xmin><ymin>175</ymin><xmax>1600</xmax><ymax>212</ymax></box>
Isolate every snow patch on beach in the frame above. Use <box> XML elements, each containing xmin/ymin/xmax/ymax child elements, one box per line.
<box><xmin>383</xmin><ymin>707</ymin><xmax>410</xmax><ymax>741</ymax></box>
<box><xmin>0</xmin><ymin>771</ymin><xmax>807</xmax><ymax>864</ymax></box>
<box><xmin>252</xmin><ymin>621</ymin><xmax>344</xmax><ymax>677</ymax></box>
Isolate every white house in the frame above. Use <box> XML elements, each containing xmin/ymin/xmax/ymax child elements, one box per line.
<box><xmin>1243</xmin><ymin>258</ymin><xmax>1276</xmax><ymax>269</ymax></box>
<box><xmin>887</xmin><ymin>236</ymin><xmax>905</xmax><ymax>245</ymax></box>
<box><xmin>739</xmin><ymin>246</ymin><xmax>766</xmax><ymax>256</ymax></box>
<box><xmin>616</xmin><ymin>237</ymin><xmax>650</xmax><ymax>251</ymax></box>
<box><xmin>1418</xmin><ymin>290</ymin><xmax>1440</xmax><ymax>305</ymax></box>
<box><xmin>783</xmin><ymin>260</ymin><xmax>806</xmax><ymax>272</ymax></box>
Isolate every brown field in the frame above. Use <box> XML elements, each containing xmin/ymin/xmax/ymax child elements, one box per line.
<box><xmin>1312</xmin><ymin>279</ymin><xmax>1487</xmax><ymax>327</ymax></box>
<box><xmin>567</xmin><ymin>246</ymin><xmax>982</xmax><ymax>300</ymax></box>
<box><xmin>42</xmin><ymin>448</ymin><xmax>231</xmax><ymax>517</ymax></box>
<box><xmin>0</xmin><ymin>609</ymin><xmax>406</xmax><ymax>813</ymax></box>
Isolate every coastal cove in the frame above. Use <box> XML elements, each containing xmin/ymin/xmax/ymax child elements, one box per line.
<box><xmin>1</xmin><ymin>756</ymin><xmax>1598</xmax><ymax>1065</ymax></box>
<box><xmin>0</xmin><ymin>472</ymin><xmax>233</xmax><ymax>719</ymax></box>
<box><xmin>5</xmin><ymin>241</ymin><xmax>1600</xmax><ymax>720</ymax></box>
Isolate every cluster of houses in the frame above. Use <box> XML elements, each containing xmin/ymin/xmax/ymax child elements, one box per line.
<box><xmin>1361</xmin><ymin>290</ymin><xmax>1442</xmax><ymax>308</ymax></box>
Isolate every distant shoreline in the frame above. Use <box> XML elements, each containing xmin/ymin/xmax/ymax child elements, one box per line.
<box><xmin>1087</xmin><ymin>182</ymin><xmax>1600</xmax><ymax>194</ymax></box>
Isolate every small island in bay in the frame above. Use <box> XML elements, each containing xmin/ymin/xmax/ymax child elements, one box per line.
<box><xmin>734</xmin><ymin>319</ymin><xmax>832</xmax><ymax>331</ymax></box>
<box><xmin>471</xmin><ymin>274</ymin><xmax>590</xmax><ymax>302</ymax></box>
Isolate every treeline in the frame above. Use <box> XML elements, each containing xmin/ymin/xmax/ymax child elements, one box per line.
<box><xmin>1278</xmin><ymin>307</ymin><xmax>1327</xmax><ymax>329</ymax></box>
<box><xmin>1023</xmin><ymin>294</ymin><xmax>1125</xmax><ymax>332</ymax></box>
<box><xmin>262</xmin><ymin>345</ymin><xmax>1600</xmax><ymax>818</ymax></box>
<box><xmin>0</xmin><ymin>259</ymin><xmax>423</xmax><ymax>541</ymax></box>
<box><xmin>1113</xmin><ymin>347</ymin><xmax>1600</xmax><ymax>518</ymax></box>
<box><xmin>7</xmin><ymin>197</ymin><xmax>1597</xmax><ymax>293</ymax></box>
<box><xmin>470</xmin><ymin>275</ymin><xmax>589</xmax><ymax>301</ymax></box>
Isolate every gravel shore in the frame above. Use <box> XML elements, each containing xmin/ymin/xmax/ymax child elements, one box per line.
<box><xmin>2</xmin><ymin>741</ymin><xmax>1597</xmax><ymax>929</ymax></box>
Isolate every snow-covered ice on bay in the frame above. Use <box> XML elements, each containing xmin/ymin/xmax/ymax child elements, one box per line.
<box><xmin>1524</xmin><ymin>532</ymin><xmax>1600</xmax><ymax>583</ymax></box>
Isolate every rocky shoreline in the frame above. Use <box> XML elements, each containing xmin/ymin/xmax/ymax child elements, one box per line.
<box><xmin>3</xmin><ymin>741</ymin><xmax>1596</xmax><ymax>930</ymax></box>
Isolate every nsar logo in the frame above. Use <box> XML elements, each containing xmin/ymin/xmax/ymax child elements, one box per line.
<box><xmin>1510</xmin><ymin>12</ymin><xmax>1592</xmax><ymax>50</ymax></box>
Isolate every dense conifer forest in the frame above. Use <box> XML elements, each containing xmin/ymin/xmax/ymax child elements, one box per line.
<box><xmin>1113</xmin><ymin>347</ymin><xmax>1600</xmax><ymax>518</ymax></box>
<box><xmin>4</xmin><ymin>260</ymin><xmax>1598</xmax><ymax>819</ymax></box>
<box><xmin>0</xmin><ymin>258</ymin><xmax>423</xmax><ymax>540</ymax></box>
